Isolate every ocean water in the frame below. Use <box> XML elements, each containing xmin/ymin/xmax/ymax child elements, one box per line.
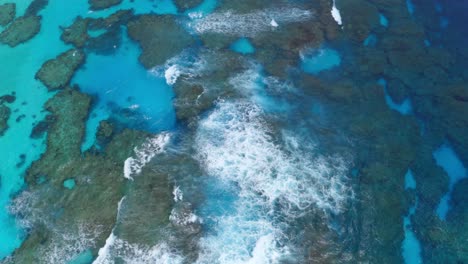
<box><xmin>402</xmin><ymin>170</ymin><xmax>422</xmax><ymax>264</ymax></box>
<box><xmin>0</xmin><ymin>0</ymin><xmax>467</xmax><ymax>263</ymax></box>
<box><xmin>433</xmin><ymin>145</ymin><xmax>467</xmax><ymax>220</ymax></box>
<box><xmin>300</xmin><ymin>47</ymin><xmax>341</xmax><ymax>74</ymax></box>
<box><xmin>379</xmin><ymin>13</ymin><xmax>389</xmax><ymax>27</ymax></box>
<box><xmin>73</xmin><ymin>32</ymin><xmax>175</xmax><ymax>151</ymax></box>
<box><xmin>363</xmin><ymin>34</ymin><xmax>377</xmax><ymax>47</ymax></box>
<box><xmin>378</xmin><ymin>78</ymin><xmax>412</xmax><ymax>115</ymax></box>
<box><xmin>230</xmin><ymin>38</ymin><xmax>255</xmax><ymax>55</ymax></box>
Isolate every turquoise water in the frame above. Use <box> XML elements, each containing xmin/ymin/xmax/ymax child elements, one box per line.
<box><xmin>0</xmin><ymin>0</ymin><xmax>88</xmax><ymax>257</ymax></box>
<box><xmin>433</xmin><ymin>145</ymin><xmax>467</xmax><ymax>220</ymax></box>
<box><xmin>0</xmin><ymin>0</ymin><xmax>178</xmax><ymax>257</ymax></box>
<box><xmin>300</xmin><ymin>47</ymin><xmax>341</xmax><ymax>74</ymax></box>
<box><xmin>63</xmin><ymin>178</ymin><xmax>76</xmax><ymax>190</ymax></box>
<box><xmin>363</xmin><ymin>34</ymin><xmax>377</xmax><ymax>47</ymax></box>
<box><xmin>73</xmin><ymin>32</ymin><xmax>175</xmax><ymax>151</ymax></box>
<box><xmin>185</xmin><ymin>0</ymin><xmax>218</xmax><ymax>16</ymax></box>
<box><xmin>379</xmin><ymin>13</ymin><xmax>389</xmax><ymax>27</ymax></box>
<box><xmin>68</xmin><ymin>249</ymin><xmax>94</xmax><ymax>264</ymax></box>
<box><xmin>405</xmin><ymin>170</ymin><xmax>416</xmax><ymax>189</ymax></box>
<box><xmin>402</xmin><ymin>169</ymin><xmax>422</xmax><ymax>264</ymax></box>
<box><xmin>402</xmin><ymin>204</ymin><xmax>422</xmax><ymax>264</ymax></box>
<box><xmin>230</xmin><ymin>38</ymin><xmax>255</xmax><ymax>55</ymax></box>
<box><xmin>378</xmin><ymin>78</ymin><xmax>412</xmax><ymax>115</ymax></box>
<box><xmin>406</xmin><ymin>0</ymin><xmax>415</xmax><ymax>15</ymax></box>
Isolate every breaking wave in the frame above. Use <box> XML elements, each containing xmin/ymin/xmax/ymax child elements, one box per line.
<box><xmin>196</xmin><ymin>101</ymin><xmax>350</xmax><ymax>214</ymax></box>
<box><xmin>193</xmin><ymin>99</ymin><xmax>351</xmax><ymax>263</ymax></box>
<box><xmin>189</xmin><ymin>7</ymin><xmax>313</xmax><ymax>36</ymax></box>
<box><xmin>94</xmin><ymin>237</ymin><xmax>184</xmax><ymax>264</ymax></box>
<box><xmin>123</xmin><ymin>133</ymin><xmax>171</xmax><ymax>180</ymax></box>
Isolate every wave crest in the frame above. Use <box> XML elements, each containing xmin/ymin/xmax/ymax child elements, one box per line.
<box><xmin>189</xmin><ymin>8</ymin><xmax>313</xmax><ymax>36</ymax></box>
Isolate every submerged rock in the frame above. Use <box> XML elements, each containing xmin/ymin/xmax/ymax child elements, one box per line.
<box><xmin>60</xmin><ymin>16</ymin><xmax>89</xmax><ymax>48</ymax></box>
<box><xmin>88</xmin><ymin>9</ymin><xmax>133</xmax><ymax>30</ymax></box>
<box><xmin>0</xmin><ymin>3</ymin><xmax>15</xmax><ymax>26</ymax></box>
<box><xmin>30</xmin><ymin>115</ymin><xmax>55</xmax><ymax>139</ymax></box>
<box><xmin>336</xmin><ymin>0</ymin><xmax>380</xmax><ymax>42</ymax></box>
<box><xmin>172</xmin><ymin>82</ymin><xmax>205</xmax><ymax>121</ymax></box>
<box><xmin>25</xmin><ymin>0</ymin><xmax>48</xmax><ymax>17</ymax></box>
<box><xmin>0</xmin><ymin>104</ymin><xmax>10</xmax><ymax>136</ymax></box>
<box><xmin>0</xmin><ymin>15</ymin><xmax>41</xmax><ymax>47</ymax></box>
<box><xmin>35</xmin><ymin>49</ymin><xmax>85</xmax><ymax>90</ymax></box>
<box><xmin>127</xmin><ymin>15</ymin><xmax>194</xmax><ymax>68</ymax></box>
<box><xmin>88</xmin><ymin>0</ymin><xmax>122</xmax><ymax>10</ymax></box>
<box><xmin>96</xmin><ymin>120</ymin><xmax>114</xmax><ymax>146</ymax></box>
<box><xmin>173</xmin><ymin>0</ymin><xmax>203</xmax><ymax>12</ymax></box>
<box><xmin>60</xmin><ymin>10</ymin><xmax>133</xmax><ymax>52</ymax></box>
<box><xmin>0</xmin><ymin>94</ymin><xmax>16</xmax><ymax>104</ymax></box>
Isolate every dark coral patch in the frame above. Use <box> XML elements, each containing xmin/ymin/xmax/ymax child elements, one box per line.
<box><xmin>35</xmin><ymin>49</ymin><xmax>85</xmax><ymax>90</ymax></box>
<box><xmin>0</xmin><ymin>15</ymin><xmax>41</xmax><ymax>47</ymax></box>
<box><xmin>88</xmin><ymin>0</ymin><xmax>122</xmax><ymax>10</ymax></box>
<box><xmin>25</xmin><ymin>0</ymin><xmax>48</xmax><ymax>17</ymax></box>
<box><xmin>127</xmin><ymin>14</ymin><xmax>194</xmax><ymax>68</ymax></box>
<box><xmin>0</xmin><ymin>3</ymin><xmax>15</xmax><ymax>26</ymax></box>
<box><xmin>0</xmin><ymin>94</ymin><xmax>16</xmax><ymax>104</ymax></box>
<box><xmin>173</xmin><ymin>0</ymin><xmax>203</xmax><ymax>12</ymax></box>
<box><xmin>60</xmin><ymin>16</ymin><xmax>89</xmax><ymax>48</ymax></box>
<box><xmin>0</xmin><ymin>104</ymin><xmax>10</xmax><ymax>136</ymax></box>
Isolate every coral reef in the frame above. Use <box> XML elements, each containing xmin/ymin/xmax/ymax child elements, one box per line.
<box><xmin>35</xmin><ymin>49</ymin><xmax>85</xmax><ymax>90</ymax></box>
<box><xmin>60</xmin><ymin>10</ymin><xmax>133</xmax><ymax>54</ymax></box>
<box><xmin>60</xmin><ymin>16</ymin><xmax>89</xmax><ymax>48</ymax></box>
<box><xmin>173</xmin><ymin>0</ymin><xmax>203</xmax><ymax>12</ymax></box>
<box><xmin>0</xmin><ymin>15</ymin><xmax>41</xmax><ymax>47</ymax></box>
<box><xmin>24</xmin><ymin>0</ymin><xmax>48</xmax><ymax>17</ymax></box>
<box><xmin>96</xmin><ymin>120</ymin><xmax>114</xmax><ymax>146</ymax></box>
<box><xmin>127</xmin><ymin>15</ymin><xmax>194</xmax><ymax>68</ymax></box>
<box><xmin>8</xmin><ymin>88</ymin><xmax>155</xmax><ymax>263</ymax></box>
<box><xmin>0</xmin><ymin>104</ymin><xmax>10</xmax><ymax>136</ymax></box>
<box><xmin>0</xmin><ymin>3</ymin><xmax>15</xmax><ymax>26</ymax></box>
<box><xmin>88</xmin><ymin>0</ymin><xmax>122</xmax><ymax>11</ymax></box>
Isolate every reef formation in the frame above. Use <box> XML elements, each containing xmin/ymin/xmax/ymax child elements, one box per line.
<box><xmin>0</xmin><ymin>0</ymin><xmax>467</xmax><ymax>263</ymax></box>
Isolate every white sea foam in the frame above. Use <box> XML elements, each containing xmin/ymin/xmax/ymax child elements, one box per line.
<box><xmin>150</xmin><ymin>50</ymin><xmax>207</xmax><ymax>86</ymax></box>
<box><xmin>270</xmin><ymin>19</ymin><xmax>279</xmax><ymax>27</ymax></box>
<box><xmin>123</xmin><ymin>133</ymin><xmax>171</xmax><ymax>180</ymax></box>
<box><xmin>169</xmin><ymin>207</ymin><xmax>202</xmax><ymax>227</ymax></box>
<box><xmin>189</xmin><ymin>7</ymin><xmax>313</xmax><ymax>36</ymax></box>
<box><xmin>164</xmin><ymin>65</ymin><xmax>182</xmax><ymax>85</ymax></box>
<box><xmin>9</xmin><ymin>192</ymin><xmax>103</xmax><ymax>263</ymax></box>
<box><xmin>93</xmin><ymin>233</ymin><xmax>117</xmax><ymax>264</ymax></box>
<box><xmin>94</xmin><ymin>236</ymin><xmax>184</xmax><ymax>264</ymax></box>
<box><xmin>195</xmin><ymin>213</ymin><xmax>289</xmax><ymax>264</ymax></box>
<box><xmin>173</xmin><ymin>186</ymin><xmax>184</xmax><ymax>202</ymax></box>
<box><xmin>228</xmin><ymin>65</ymin><xmax>297</xmax><ymax>112</ymax></box>
<box><xmin>92</xmin><ymin>194</ymin><xmax>185</xmax><ymax>264</ymax></box>
<box><xmin>331</xmin><ymin>0</ymin><xmax>342</xmax><ymax>26</ymax></box>
<box><xmin>196</xmin><ymin>101</ymin><xmax>349</xmax><ymax>214</ymax></box>
<box><xmin>43</xmin><ymin>223</ymin><xmax>103</xmax><ymax>264</ymax></box>
<box><xmin>93</xmin><ymin>196</ymin><xmax>126</xmax><ymax>264</ymax></box>
<box><xmin>194</xmin><ymin>100</ymin><xmax>351</xmax><ymax>263</ymax></box>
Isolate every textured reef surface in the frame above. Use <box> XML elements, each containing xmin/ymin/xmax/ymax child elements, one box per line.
<box><xmin>0</xmin><ymin>0</ymin><xmax>467</xmax><ymax>263</ymax></box>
